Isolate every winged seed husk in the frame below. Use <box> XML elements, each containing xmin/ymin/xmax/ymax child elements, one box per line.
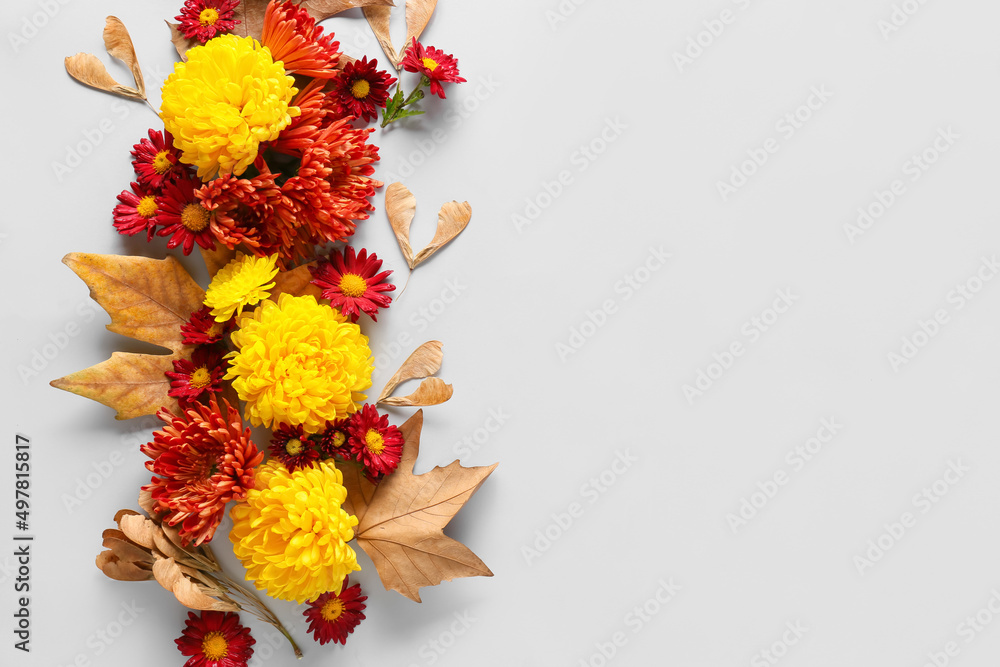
<box><xmin>403</xmin><ymin>0</ymin><xmax>438</xmax><ymax>56</ymax></box>
<box><xmin>365</xmin><ymin>0</ymin><xmax>436</xmax><ymax>69</ymax></box>
<box><xmin>102</xmin><ymin>17</ymin><xmax>145</xmax><ymax>98</ymax></box>
<box><xmin>64</xmin><ymin>52</ymin><xmax>144</xmax><ymax>101</ymax></box>
<box><xmin>363</xmin><ymin>6</ymin><xmax>398</xmax><ymax>69</ymax></box>
<box><xmin>386</xmin><ymin>182</ymin><xmax>417</xmax><ymax>268</ymax></box>
<box><xmin>411</xmin><ymin>200</ymin><xmax>472</xmax><ymax>267</ymax></box>
<box><xmin>377</xmin><ymin>340</ymin><xmax>444</xmax><ymax>401</ymax></box>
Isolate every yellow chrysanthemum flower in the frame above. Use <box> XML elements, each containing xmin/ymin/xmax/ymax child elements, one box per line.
<box><xmin>229</xmin><ymin>460</ymin><xmax>360</xmax><ymax>603</ymax></box>
<box><xmin>225</xmin><ymin>294</ymin><xmax>373</xmax><ymax>432</ymax></box>
<box><xmin>160</xmin><ymin>34</ymin><xmax>300</xmax><ymax>179</ymax></box>
<box><xmin>204</xmin><ymin>253</ymin><xmax>279</xmax><ymax>322</ymax></box>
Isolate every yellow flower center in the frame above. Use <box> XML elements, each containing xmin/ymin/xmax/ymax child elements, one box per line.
<box><xmin>321</xmin><ymin>597</ymin><xmax>345</xmax><ymax>622</ymax></box>
<box><xmin>152</xmin><ymin>150</ymin><xmax>173</xmax><ymax>174</ymax></box>
<box><xmin>285</xmin><ymin>438</ymin><xmax>304</xmax><ymax>456</ymax></box>
<box><xmin>350</xmin><ymin>78</ymin><xmax>371</xmax><ymax>100</ymax></box>
<box><xmin>201</xmin><ymin>631</ymin><xmax>228</xmax><ymax>660</ymax></box>
<box><xmin>181</xmin><ymin>203</ymin><xmax>210</xmax><ymax>232</ymax></box>
<box><xmin>364</xmin><ymin>429</ymin><xmax>385</xmax><ymax>455</ymax></box>
<box><xmin>207</xmin><ymin>322</ymin><xmax>224</xmax><ymax>338</ymax></box>
<box><xmin>189</xmin><ymin>367</ymin><xmax>212</xmax><ymax>389</ymax></box>
<box><xmin>136</xmin><ymin>196</ymin><xmax>158</xmax><ymax>218</ymax></box>
<box><xmin>199</xmin><ymin>8</ymin><xmax>220</xmax><ymax>26</ymax></box>
<box><xmin>422</xmin><ymin>57</ymin><xmax>439</xmax><ymax>72</ymax></box>
<box><xmin>338</xmin><ymin>273</ymin><xmax>368</xmax><ymax>298</ymax></box>
<box><xmin>331</xmin><ymin>431</ymin><xmax>346</xmax><ymax>448</ymax></box>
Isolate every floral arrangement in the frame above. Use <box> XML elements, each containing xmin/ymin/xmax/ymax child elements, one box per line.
<box><xmin>56</xmin><ymin>1</ymin><xmax>495</xmax><ymax>663</ymax></box>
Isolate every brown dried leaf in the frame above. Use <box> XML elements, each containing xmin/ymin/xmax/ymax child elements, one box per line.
<box><xmin>117</xmin><ymin>513</ymin><xmax>159</xmax><ymax>550</ymax></box>
<box><xmin>153</xmin><ymin>559</ymin><xmax>237</xmax><ymax>611</ymax></box>
<box><xmin>96</xmin><ymin>551</ymin><xmax>153</xmax><ymax>581</ymax></box>
<box><xmin>269</xmin><ymin>261</ymin><xmax>322</xmax><ymax>301</ymax></box>
<box><xmin>386</xmin><ymin>182</ymin><xmax>417</xmax><ymax>269</ymax></box>
<box><xmin>412</xmin><ymin>201</ymin><xmax>472</xmax><ymax>268</ymax></box>
<box><xmin>403</xmin><ymin>0</ymin><xmax>438</xmax><ymax>54</ymax></box>
<box><xmin>378</xmin><ymin>341</ymin><xmax>444</xmax><ymax>402</ymax></box>
<box><xmin>379</xmin><ymin>377</ymin><xmax>453</xmax><ymax>407</ymax></box>
<box><xmin>102</xmin><ymin>530</ymin><xmax>154</xmax><ymax>565</ymax></box>
<box><xmin>138</xmin><ymin>489</ymin><xmax>155</xmax><ymax>516</ymax></box>
<box><xmin>232</xmin><ymin>0</ymin><xmax>272</xmax><ymax>40</ymax></box>
<box><xmin>301</xmin><ymin>0</ymin><xmax>395</xmax><ymax>22</ymax></box>
<box><xmin>364</xmin><ymin>6</ymin><xmax>398</xmax><ymax>69</ymax></box>
<box><xmin>65</xmin><ymin>52</ymin><xmax>143</xmax><ymax>101</ymax></box>
<box><xmin>355</xmin><ymin>411</ymin><xmax>496</xmax><ymax>601</ymax></box>
<box><xmin>167</xmin><ymin>22</ymin><xmax>198</xmax><ymax>61</ymax></box>
<box><xmin>340</xmin><ymin>462</ymin><xmax>377</xmax><ymax>526</ymax></box>
<box><xmin>62</xmin><ymin>253</ymin><xmax>204</xmax><ymax>353</ymax></box>
<box><xmin>51</xmin><ymin>351</ymin><xmax>186</xmax><ymax>420</ymax></box>
<box><xmin>200</xmin><ymin>245</ymin><xmax>237</xmax><ymax>280</ymax></box>
<box><xmin>103</xmin><ymin>17</ymin><xmax>144</xmax><ymax>98</ymax></box>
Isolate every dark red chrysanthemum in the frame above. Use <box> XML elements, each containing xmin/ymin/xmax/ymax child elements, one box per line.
<box><xmin>131</xmin><ymin>128</ymin><xmax>184</xmax><ymax>189</ymax></box>
<box><xmin>261</xmin><ymin>0</ymin><xmax>340</xmax><ymax>78</ymax></box>
<box><xmin>303</xmin><ymin>578</ymin><xmax>367</xmax><ymax>646</ymax></box>
<box><xmin>269</xmin><ymin>424</ymin><xmax>320</xmax><ymax>472</ymax></box>
<box><xmin>166</xmin><ymin>347</ymin><xmax>225</xmax><ymax>402</ymax></box>
<box><xmin>346</xmin><ymin>404</ymin><xmax>403</xmax><ymax>479</ymax></box>
<box><xmin>310</xmin><ymin>247</ymin><xmax>394</xmax><ymax>322</ymax></box>
<box><xmin>175</xmin><ymin>610</ymin><xmax>255</xmax><ymax>667</ymax></box>
<box><xmin>401</xmin><ymin>38</ymin><xmax>466</xmax><ymax>98</ymax></box>
<box><xmin>175</xmin><ymin>0</ymin><xmax>241</xmax><ymax>44</ymax></box>
<box><xmin>113</xmin><ymin>182</ymin><xmax>159</xmax><ymax>241</ymax></box>
<box><xmin>181</xmin><ymin>306</ymin><xmax>234</xmax><ymax>346</ymax></box>
<box><xmin>331</xmin><ymin>56</ymin><xmax>396</xmax><ymax>123</ymax></box>
<box><xmin>316</xmin><ymin>419</ymin><xmax>349</xmax><ymax>459</ymax></box>
<box><xmin>141</xmin><ymin>397</ymin><xmax>262</xmax><ymax>546</ymax></box>
<box><xmin>157</xmin><ymin>177</ymin><xmax>217</xmax><ymax>255</ymax></box>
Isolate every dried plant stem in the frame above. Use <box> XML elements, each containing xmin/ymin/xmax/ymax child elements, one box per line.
<box><xmin>396</xmin><ymin>270</ymin><xmax>414</xmax><ymax>302</ymax></box>
<box><xmin>210</xmin><ymin>571</ymin><xmax>303</xmax><ymax>659</ymax></box>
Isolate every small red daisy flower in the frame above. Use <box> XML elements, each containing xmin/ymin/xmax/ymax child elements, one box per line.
<box><xmin>332</xmin><ymin>57</ymin><xmax>396</xmax><ymax>123</ymax></box>
<box><xmin>346</xmin><ymin>404</ymin><xmax>403</xmax><ymax>479</ymax></box>
<box><xmin>166</xmin><ymin>347</ymin><xmax>225</xmax><ymax>402</ymax></box>
<box><xmin>175</xmin><ymin>0</ymin><xmax>241</xmax><ymax>44</ymax></box>
<box><xmin>316</xmin><ymin>420</ymin><xmax>349</xmax><ymax>459</ymax></box>
<box><xmin>303</xmin><ymin>578</ymin><xmax>367</xmax><ymax>646</ymax></box>
<box><xmin>401</xmin><ymin>38</ymin><xmax>466</xmax><ymax>99</ymax></box>
<box><xmin>157</xmin><ymin>177</ymin><xmax>217</xmax><ymax>255</ymax></box>
<box><xmin>113</xmin><ymin>181</ymin><xmax>159</xmax><ymax>241</ymax></box>
<box><xmin>269</xmin><ymin>424</ymin><xmax>320</xmax><ymax>472</ymax></box>
<box><xmin>131</xmin><ymin>128</ymin><xmax>184</xmax><ymax>189</ymax></box>
<box><xmin>310</xmin><ymin>247</ymin><xmax>395</xmax><ymax>322</ymax></box>
<box><xmin>181</xmin><ymin>306</ymin><xmax>234</xmax><ymax>346</ymax></box>
<box><xmin>175</xmin><ymin>610</ymin><xmax>255</xmax><ymax>667</ymax></box>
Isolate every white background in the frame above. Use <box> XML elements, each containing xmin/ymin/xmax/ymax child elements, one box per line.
<box><xmin>4</xmin><ymin>0</ymin><xmax>1000</xmax><ymax>665</ymax></box>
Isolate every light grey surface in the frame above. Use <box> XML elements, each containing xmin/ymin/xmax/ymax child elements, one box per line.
<box><xmin>5</xmin><ymin>0</ymin><xmax>1000</xmax><ymax>665</ymax></box>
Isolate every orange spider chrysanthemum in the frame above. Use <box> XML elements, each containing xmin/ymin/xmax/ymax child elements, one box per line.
<box><xmin>261</xmin><ymin>0</ymin><xmax>341</xmax><ymax>78</ymax></box>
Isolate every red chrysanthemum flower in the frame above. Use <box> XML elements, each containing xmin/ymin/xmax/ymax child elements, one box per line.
<box><xmin>113</xmin><ymin>182</ymin><xmax>159</xmax><ymax>241</ymax></box>
<box><xmin>401</xmin><ymin>38</ymin><xmax>466</xmax><ymax>99</ymax></box>
<box><xmin>157</xmin><ymin>177</ymin><xmax>217</xmax><ymax>255</ymax></box>
<box><xmin>175</xmin><ymin>610</ymin><xmax>255</xmax><ymax>667</ymax></box>
<box><xmin>261</xmin><ymin>0</ymin><xmax>340</xmax><ymax>78</ymax></box>
<box><xmin>310</xmin><ymin>247</ymin><xmax>394</xmax><ymax>322</ymax></box>
<box><xmin>332</xmin><ymin>56</ymin><xmax>396</xmax><ymax>123</ymax></box>
<box><xmin>303</xmin><ymin>578</ymin><xmax>367</xmax><ymax>646</ymax></box>
<box><xmin>346</xmin><ymin>404</ymin><xmax>403</xmax><ymax>479</ymax></box>
<box><xmin>316</xmin><ymin>419</ymin><xmax>349</xmax><ymax>459</ymax></box>
<box><xmin>166</xmin><ymin>347</ymin><xmax>225</xmax><ymax>402</ymax></box>
<box><xmin>131</xmin><ymin>128</ymin><xmax>184</xmax><ymax>189</ymax></box>
<box><xmin>269</xmin><ymin>424</ymin><xmax>320</xmax><ymax>472</ymax></box>
<box><xmin>181</xmin><ymin>306</ymin><xmax>235</xmax><ymax>346</ymax></box>
<box><xmin>141</xmin><ymin>397</ymin><xmax>262</xmax><ymax>546</ymax></box>
<box><xmin>175</xmin><ymin>0</ymin><xmax>241</xmax><ymax>44</ymax></box>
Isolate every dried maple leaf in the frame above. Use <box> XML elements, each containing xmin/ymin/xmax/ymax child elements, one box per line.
<box><xmin>65</xmin><ymin>17</ymin><xmax>146</xmax><ymax>102</ymax></box>
<box><xmin>200</xmin><ymin>246</ymin><xmax>237</xmax><ymax>279</ymax></box>
<box><xmin>50</xmin><ymin>254</ymin><xmax>203</xmax><ymax>419</ymax></box>
<box><xmin>301</xmin><ymin>0</ymin><xmax>396</xmax><ymax>22</ymax></box>
<box><xmin>167</xmin><ymin>22</ymin><xmax>198</xmax><ymax>61</ymax></box>
<box><xmin>377</xmin><ymin>341</ymin><xmax>453</xmax><ymax>407</ymax></box>
<box><xmin>365</xmin><ymin>0</ymin><xmax>436</xmax><ymax>69</ymax></box>
<box><xmin>352</xmin><ymin>411</ymin><xmax>496</xmax><ymax>601</ymax></box>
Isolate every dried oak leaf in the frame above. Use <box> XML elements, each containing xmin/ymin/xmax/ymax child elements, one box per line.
<box><xmin>377</xmin><ymin>341</ymin><xmax>453</xmax><ymax>407</ymax></box>
<box><xmin>386</xmin><ymin>183</ymin><xmax>471</xmax><ymax>271</ymax></box>
<box><xmin>352</xmin><ymin>411</ymin><xmax>496</xmax><ymax>601</ymax></box>
<box><xmin>50</xmin><ymin>254</ymin><xmax>203</xmax><ymax>420</ymax></box>
<box><xmin>365</xmin><ymin>0</ymin><xmax>437</xmax><ymax>69</ymax></box>
<box><xmin>65</xmin><ymin>17</ymin><xmax>146</xmax><ymax>101</ymax></box>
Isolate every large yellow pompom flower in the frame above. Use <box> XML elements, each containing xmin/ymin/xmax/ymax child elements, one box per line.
<box><xmin>229</xmin><ymin>460</ymin><xmax>360</xmax><ymax>603</ymax></box>
<box><xmin>225</xmin><ymin>293</ymin><xmax>373</xmax><ymax>432</ymax></box>
<box><xmin>160</xmin><ymin>34</ymin><xmax>299</xmax><ymax>179</ymax></box>
<box><xmin>204</xmin><ymin>252</ymin><xmax>279</xmax><ymax>322</ymax></box>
